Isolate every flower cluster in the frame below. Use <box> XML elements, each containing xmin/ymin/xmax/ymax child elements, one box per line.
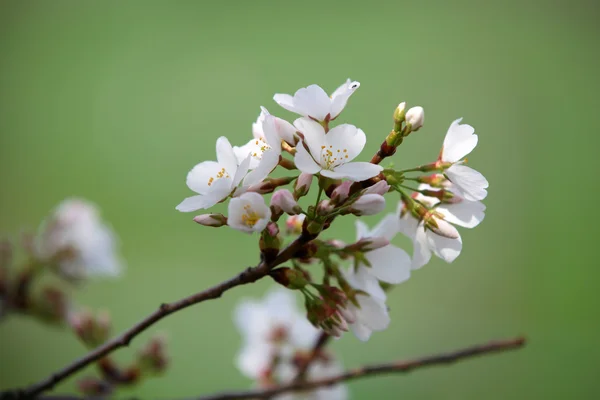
<box><xmin>178</xmin><ymin>79</ymin><xmax>488</xmax><ymax>391</ymax></box>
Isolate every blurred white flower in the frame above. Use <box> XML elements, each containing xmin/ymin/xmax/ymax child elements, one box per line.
<box><xmin>354</xmin><ymin>215</ymin><xmax>411</xmax><ymax>284</ymax></box>
<box><xmin>274</xmin><ymin>79</ymin><xmax>360</xmax><ymax>122</ymax></box>
<box><xmin>228</xmin><ymin>192</ymin><xmax>271</xmax><ymax>234</ymax></box>
<box><xmin>274</xmin><ymin>358</ymin><xmax>348</xmax><ymax>400</ymax></box>
<box><xmin>293</xmin><ymin>118</ymin><xmax>382</xmax><ymax>181</ymax></box>
<box><xmin>441</xmin><ymin>118</ymin><xmax>489</xmax><ymax>201</ymax></box>
<box><xmin>36</xmin><ymin>199</ymin><xmax>122</xmax><ymax>281</ymax></box>
<box><xmin>234</xmin><ymin>288</ymin><xmax>319</xmax><ymax>380</ymax></box>
<box><xmin>397</xmin><ymin>183</ymin><xmax>486</xmax><ymax>269</ymax></box>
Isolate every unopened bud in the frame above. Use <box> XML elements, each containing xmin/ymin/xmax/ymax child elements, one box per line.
<box><xmin>294</xmin><ymin>173</ymin><xmax>313</xmax><ymax>200</ymax></box>
<box><xmin>249</xmin><ymin>176</ymin><xmax>296</xmax><ymax>194</ymax></box>
<box><xmin>393</xmin><ymin>102</ymin><xmax>407</xmax><ymax>130</ymax></box>
<box><xmin>364</xmin><ymin>180</ymin><xmax>390</xmax><ymax>195</ymax></box>
<box><xmin>138</xmin><ymin>335</ymin><xmax>169</xmax><ymax>374</ymax></box>
<box><xmin>346</xmin><ymin>237</ymin><xmax>390</xmax><ymax>253</ymax></box>
<box><xmin>270</xmin><ymin>267</ymin><xmax>310</xmax><ymax>289</ymax></box>
<box><xmin>285</xmin><ymin>215</ymin><xmax>305</xmax><ymax>235</ymax></box>
<box><xmin>330</xmin><ymin>181</ymin><xmax>352</xmax><ymax>205</ymax></box>
<box><xmin>271</xmin><ymin>189</ymin><xmax>302</xmax><ymax>215</ymax></box>
<box><xmin>424</xmin><ymin>214</ymin><xmax>459</xmax><ymax>239</ymax></box>
<box><xmin>349</xmin><ymin>194</ymin><xmax>386</xmax><ymax>216</ymax></box>
<box><xmin>260</xmin><ymin>222</ymin><xmax>281</xmax><ymax>262</ymax></box>
<box><xmin>316</xmin><ymin>200</ymin><xmax>334</xmax><ymax>216</ymax></box>
<box><xmin>35</xmin><ymin>287</ymin><xmax>69</xmax><ymax>324</ymax></box>
<box><xmin>417</xmin><ymin>174</ymin><xmax>445</xmax><ymax>187</ymax></box>
<box><xmin>405</xmin><ymin>106</ymin><xmax>424</xmax><ymax>132</ymax></box>
<box><xmin>193</xmin><ymin>213</ymin><xmax>227</xmax><ymax>227</ymax></box>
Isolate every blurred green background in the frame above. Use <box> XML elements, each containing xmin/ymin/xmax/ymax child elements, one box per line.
<box><xmin>1</xmin><ymin>0</ymin><xmax>598</xmax><ymax>398</ymax></box>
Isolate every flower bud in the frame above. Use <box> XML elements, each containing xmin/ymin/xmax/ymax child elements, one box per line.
<box><xmin>260</xmin><ymin>222</ymin><xmax>281</xmax><ymax>262</ymax></box>
<box><xmin>405</xmin><ymin>106</ymin><xmax>424</xmax><ymax>132</ymax></box>
<box><xmin>249</xmin><ymin>176</ymin><xmax>296</xmax><ymax>194</ymax></box>
<box><xmin>78</xmin><ymin>377</ymin><xmax>113</xmax><ymax>396</ymax></box>
<box><xmin>425</xmin><ymin>215</ymin><xmax>459</xmax><ymax>239</ymax></box>
<box><xmin>349</xmin><ymin>194</ymin><xmax>386</xmax><ymax>216</ymax></box>
<box><xmin>394</xmin><ymin>102</ymin><xmax>406</xmax><ymax>122</ymax></box>
<box><xmin>345</xmin><ymin>237</ymin><xmax>390</xmax><ymax>253</ymax></box>
<box><xmin>330</xmin><ymin>181</ymin><xmax>352</xmax><ymax>205</ymax></box>
<box><xmin>417</xmin><ymin>174</ymin><xmax>445</xmax><ymax>187</ymax></box>
<box><xmin>270</xmin><ymin>267</ymin><xmax>310</xmax><ymax>289</ymax></box>
<box><xmin>271</xmin><ymin>189</ymin><xmax>302</xmax><ymax>215</ymax></box>
<box><xmin>285</xmin><ymin>215</ymin><xmax>305</xmax><ymax>235</ymax></box>
<box><xmin>364</xmin><ymin>180</ymin><xmax>390</xmax><ymax>196</ymax></box>
<box><xmin>138</xmin><ymin>335</ymin><xmax>169</xmax><ymax>374</ymax></box>
<box><xmin>34</xmin><ymin>287</ymin><xmax>69</xmax><ymax>324</ymax></box>
<box><xmin>294</xmin><ymin>173</ymin><xmax>313</xmax><ymax>200</ymax></box>
<box><xmin>69</xmin><ymin>309</ymin><xmax>112</xmax><ymax>347</ymax></box>
<box><xmin>193</xmin><ymin>213</ymin><xmax>227</xmax><ymax>227</ymax></box>
<box><xmin>316</xmin><ymin>200</ymin><xmax>334</xmax><ymax>216</ymax></box>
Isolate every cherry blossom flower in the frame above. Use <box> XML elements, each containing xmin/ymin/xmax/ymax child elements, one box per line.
<box><xmin>440</xmin><ymin>118</ymin><xmax>489</xmax><ymax>201</ymax></box>
<box><xmin>397</xmin><ymin>183</ymin><xmax>486</xmax><ymax>269</ymax></box>
<box><xmin>274</xmin><ymin>79</ymin><xmax>360</xmax><ymax>122</ymax></box>
<box><xmin>293</xmin><ymin>118</ymin><xmax>382</xmax><ymax>181</ymax></box>
<box><xmin>234</xmin><ymin>288</ymin><xmax>319</xmax><ymax>380</ymax></box>
<box><xmin>35</xmin><ymin>199</ymin><xmax>121</xmax><ymax>281</ymax></box>
<box><xmin>342</xmin><ymin>266</ymin><xmax>390</xmax><ymax>341</ymax></box>
<box><xmin>227</xmin><ymin>192</ymin><xmax>271</xmax><ymax>234</ymax></box>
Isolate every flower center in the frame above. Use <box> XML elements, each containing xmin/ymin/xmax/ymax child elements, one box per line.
<box><xmin>207</xmin><ymin>167</ymin><xmax>230</xmax><ymax>187</ymax></box>
<box><xmin>320</xmin><ymin>145</ymin><xmax>348</xmax><ymax>169</ymax></box>
<box><xmin>251</xmin><ymin>138</ymin><xmax>272</xmax><ymax>160</ymax></box>
<box><xmin>241</xmin><ymin>204</ymin><xmax>260</xmax><ymax>227</ymax></box>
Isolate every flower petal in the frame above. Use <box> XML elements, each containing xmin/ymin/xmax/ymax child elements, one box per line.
<box><xmin>412</xmin><ymin>223</ymin><xmax>433</xmax><ymax>269</ymax></box>
<box><xmin>330</xmin><ymin>79</ymin><xmax>360</xmax><ymax>119</ymax></box>
<box><xmin>325</xmin><ymin>162</ymin><xmax>382</xmax><ymax>181</ymax></box>
<box><xmin>446</xmin><ymin>164</ymin><xmax>488</xmax><ymax>201</ymax></box>
<box><xmin>185</xmin><ymin>161</ymin><xmax>227</xmax><ymax>195</ymax></box>
<box><xmin>437</xmin><ymin>200</ymin><xmax>486</xmax><ymax>228</ymax></box>
<box><xmin>233</xmin><ymin>154</ymin><xmax>252</xmax><ymax>187</ymax></box>
<box><xmin>291</xmin><ymin>84</ymin><xmax>331</xmax><ymax>121</ymax></box>
<box><xmin>176</xmin><ymin>194</ymin><xmax>219</xmax><ymax>212</ymax></box>
<box><xmin>294</xmin><ymin>142</ymin><xmax>322</xmax><ymax>175</ymax></box>
<box><xmin>216</xmin><ymin>136</ymin><xmax>238</xmax><ymax>176</ymax></box>
<box><xmin>354</xmin><ymin>219</ymin><xmax>370</xmax><ymax>241</ymax></box>
<box><xmin>350</xmin><ymin>321</ymin><xmax>373</xmax><ymax>342</ymax></box>
<box><xmin>370</xmin><ymin>213</ymin><xmax>400</xmax><ymax>241</ymax></box>
<box><xmin>242</xmin><ymin>150</ymin><xmax>279</xmax><ymax>188</ymax></box>
<box><xmin>325</xmin><ymin>124</ymin><xmax>365</xmax><ymax>164</ymax></box>
<box><xmin>354</xmin><ymin>294</ymin><xmax>389</xmax><ymax>330</ymax></box>
<box><xmin>294</xmin><ymin>118</ymin><xmax>326</xmax><ymax>162</ymax></box>
<box><xmin>273</xmin><ymin>93</ymin><xmax>301</xmax><ymax>115</ymax></box>
<box><xmin>366</xmin><ymin>246</ymin><xmax>411</xmax><ymax>284</ymax></box>
<box><xmin>442</xmin><ymin>118</ymin><xmax>478</xmax><ymax>163</ymax></box>
<box><xmin>427</xmin><ymin>230</ymin><xmax>463</xmax><ymax>263</ymax></box>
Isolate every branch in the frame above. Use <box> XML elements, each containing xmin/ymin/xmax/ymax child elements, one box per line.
<box><xmin>14</xmin><ymin>233</ymin><xmax>316</xmax><ymax>398</ymax></box>
<box><xmin>293</xmin><ymin>331</ymin><xmax>330</xmax><ymax>381</ymax></box>
<box><xmin>196</xmin><ymin>336</ymin><xmax>526</xmax><ymax>400</ymax></box>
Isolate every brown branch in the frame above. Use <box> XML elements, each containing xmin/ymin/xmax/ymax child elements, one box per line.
<box><xmin>196</xmin><ymin>336</ymin><xmax>526</xmax><ymax>400</ymax></box>
<box><xmin>293</xmin><ymin>331</ymin><xmax>330</xmax><ymax>381</ymax></box>
<box><xmin>15</xmin><ymin>233</ymin><xmax>316</xmax><ymax>398</ymax></box>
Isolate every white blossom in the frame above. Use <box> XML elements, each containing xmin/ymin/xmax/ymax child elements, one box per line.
<box><xmin>441</xmin><ymin>118</ymin><xmax>489</xmax><ymax>201</ymax></box>
<box><xmin>234</xmin><ymin>288</ymin><xmax>319</xmax><ymax>380</ymax></box>
<box><xmin>405</xmin><ymin>106</ymin><xmax>424</xmax><ymax>130</ymax></box>
<box><xmin>227</xmin><ymin>192</ymin><xmax>271</xmax><ymax>234</ymax></box>
<box><xmin>274</xmin><ymin>359</ymin><xmax>348</xmax><ymax>400</ymax></box>
<box><xmin>35</xmin><ymin>199</ymin><xmax>121</xmax><ymax>281</ymax></box>
<box><xmin>274</xmin><ymin>79</ymin><xmax>360</xmax><ymax>122</ymax></box>
<box><xmin>354</xmin><ymin>214</ymin><xmax>411</xmax><ymax>284</ymax></box>
<box><xmin>397</xmin><ymin>183</ymin><xmax>486</xmax><ymax>269</ymax></box>
<box><xmin>294</xmin><ymin>118</ymin><xmax>382</xmax><ymax>181</ymax></box>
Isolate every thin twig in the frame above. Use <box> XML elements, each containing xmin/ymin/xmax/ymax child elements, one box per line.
<box><xmin>196</xmin><ymin>336</ymin><xmax>526</xmax><ymax>400</ymax></box>
<box><xmin>14</xmin><ymin>233</ymin><xmax>316</xmax><ymax>398</ymax></box>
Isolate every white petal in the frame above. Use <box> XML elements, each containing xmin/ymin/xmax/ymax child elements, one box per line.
<box><xmin>347</xmin><ymin>266</ymin><xmax>386</xmax><ymax>300</ymax></box>
<box><xmin>446</xmin><ymin>164</ymin><xmax>489</xmax><ymax>201</ymax></box>
<box><xmin>236</xmin><ymin>341</ymin><xmax>273</xmax><ymax>379</ymax></box>
<box><xmin>294</xmin><ymin>118</ymin><xmax>326</xmax><ymax>162</ymax></box>
<box><xmin>274</xmin><ymin>116</ymin><xmax>298</xmax><ymax>145</ymax></box>
<box><xmin>427</xmin><ymin>230</ymin><xmax>463</xmax><ymax>263</ymax></box>
<box><xmin>294</xmin><ymin>143</ymin><xmax>322</xmax><ymax>175</ymax></box>
<box><xmin>273</xmin><ymin>93</ymin><xmax>302</xmax><ymax>115</ymax></box>
<box><xmin>325</xmin><ymin>162</ymin><xmax>382</xmax><ymax>181</ymax></box>
<box><xmin>261</xmin><ymin>114</ymin><xmax>283</xmax><ymax>149</ymax></box>
<box><xmin>350</xmin><ymin>321</ymin><xmax>373</xmax><ymax>342</ymax></box>
<box><xmin>185</xmin><ymin>161</ymin><xmax>226</xmax><ymax>195</ymax></box>
<box><xmin>232</xmin><ymin>154</ymin><xmax>251</xmax><ymax>187</ymax></box>
<box><xmin>442</xmin><ymin>118</ymin><xmax>478</xmax><ymax>163</ymax></box>
<box><xmin>330</xmin><ymin>79</ymin><xmax>360</xmax><ymax>119</ymax></box>
<box><xmin>291</xmin><ymin>84</ymin><xmax>332</xmax><ymax>121</ymax></box>
<box><xmin>370</xmin><ymin>213</ymin><xmax>400</xmax><ymax>241</ymax></box>
<box><xmin>437</xmin><ymin>200</ymin><xmax>486</xmax><ymax>228</ymax></box>
<box><xmin>366</xmin><ymin>246</ymin><xmax>411</xmax><ymax>284</ymax></box>
<box><xmin>176</xmin><ymin>191</ymin><xmax>222</xmax><ymax>212</ymax></box>
<box><xmin>325</xmin><ymin>124</ymin><xmax>366</xmax><ymax>164</ymax></box>
<box><xmin>215</xmin><ymin>137</ymin><xmax>238</xmax><ymax>176</ymax></box>
<box><xmin>354</xmin><ymin>294</ymin><xmax>389</xmax><ymax>330</ymax></box>
<box><xmin>233</xmin><ymin>143</ymin><xmax>254</xmax><ymax>166</ymax></box>
<box><xmin>242</xmin><ymin>150</ymin><xmax>279</xmax><ymax>187</ymax></box>
<box><xmin>354</xmin><ymin>220</ymin><xmax>370</xmax><ymax>241</ymax></box>
<box><xmin>397</xmin><ymin>212</ymin><xmax>419</xmax><ymax>240</ymax></box>
<box><xmin>412</xmin><ymin>224</ymin><xmax>433</xmax><ymax>269</ymax></box>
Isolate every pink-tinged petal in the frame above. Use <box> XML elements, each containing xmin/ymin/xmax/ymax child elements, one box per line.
<box><xmin>412</xmin><ymin>224</ymin><xmax>433</xmax><ymax>269</ymax></box>
<box><xmin>427</xmin><ymin>230</ymin><xmax>463</xmax><ymax>263</ymax></box>
<box><xmin>446</xmin><ymin>164</ymin><xmax>488</xmax><ymax>201</ymax></box>
<box><xmin>232</xmin><ymin>154</ymin><xmax>252</xmax><ymax>187</ymax></box>
<box><xmin>437</xmin><ymin>200</ymin><xmax>486</xmax><ymax>229</ymax></box>
<box><xmin>325</xmin><ymin>124</ymin><xmax>366</xmax><ymax>164</ymax></box>
<box><xmin>370</xmin><ymin>213</ymin><xmax>400</xmax><ymax>241</ymax></box>
<box><xmin>291</xmin><ymin>84</ymin><xmax>331</xmax><ymax>121</ymax></box>
<box><xmin>326</xmin><ymin>162</ymin><xmax>382</xmax><ymax>181</ymax></box>
<box><xmin>294</xmin><ymin>118</ymin><xmax>326</xmax><ymax>162</ymax></box>
<box><xmin>330</xmin><ymin>79</ymin><xmax>360</xmax><ymax>119</ymax></box>
<box><xmin>215</xmin><ymin>137</ymin><xmax>238</xmax><ymax>176</ymax></box>
<box><xmin>294</xmin><ymin>143</ymin><xmax>322</xmax><ymax>175</ymax></box>
<box><xmin>185</xmin><ymin>161</ymin><xmax>226</xmax><ymax>195</ymax></box>
<box><xmin>442</xmin><ymin>118</ymin><xmax>478</xmax><ymax>163</ymax></box>
<box><xmin>366</xmin><ymin>246</ymin><xmax>411</xmax><ymax>284</ymax></box>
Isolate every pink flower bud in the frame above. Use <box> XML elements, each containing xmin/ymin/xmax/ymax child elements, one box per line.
<box><xmin>294</xmin><ymin>173</ymin><xmax>313</xmax><ymax>200</ymax></box>
<box><xmin>364</xmin><ymin>180</ymin><xmax>390</xmax><ymax>195</ymax></box>
<box><xmin>350</xmin><ymin>194</ymin><xmax>386</xmax><ymax>216</ymax></box>
<box><xmin>330</xmin><ymin>181</ymin><xmax>353</xmax><ymax>205</ymax></box>
<box><xmin>271</xmin><ymin>189</ymin><xmax>302</xmax><ymax>215</ymax></box>
<box><xmin>316</xmin><ymin>200</ymin><xmax>334</xmax><ymax>216</ymax></box>
<box><xmin>193</xmin><ymin>213</ymin><xmax>227</xmax><ymax>227</ymax></box>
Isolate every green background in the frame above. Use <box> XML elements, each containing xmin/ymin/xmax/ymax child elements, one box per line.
<box><xmin>1</xmin><ymin>1</ymin><xmax>598</xmax><ymax>398</ymax></box>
